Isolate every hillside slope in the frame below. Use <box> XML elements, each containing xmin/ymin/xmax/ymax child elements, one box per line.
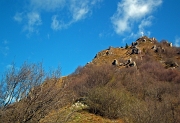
<box><xmin>1</xmin><ymin>36</ymin><xmax>180</xmax><ymax>123</ymax></box>
<box><xmin>40</xmin><ymin>36</ymin><xmax>180</xmax><ymax>123</ymax></box>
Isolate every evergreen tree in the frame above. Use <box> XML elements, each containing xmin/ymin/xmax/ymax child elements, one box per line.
<box><xmin>125</xmin><ymin>43</ymin><xmax>129</xmax><ymax>49</ymax></box>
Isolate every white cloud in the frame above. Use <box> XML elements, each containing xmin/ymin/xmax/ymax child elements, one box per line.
<box><xmin>138</xmin><ymin>16</ymin><xmax>153</xmax><ymax>35</ymax></box>
<box><xmin>73</xmin><ymin>7</ymin><xmax>89</xmax><ymax>21</ymax></box>
<box><xmin>91</xmin><ymin>0</ymin><xmax>103</xmax><ymax>5</ymax></box>
<box><xmin>139</xmin><ymin>17</ymin><xmax>153</xmax><ymax>31</ymax></box>
<box><xmin>14</xmin><ymin>11</ymin><xmax>42</xmax><ymax>36</ymax></box>
<box><xmin>23</xmin><ymin>12</ymin><xmax>42</xmax><ymax>33</ymax></box>
<box><xmin>14</xmin><ymin>0</ymin><xmax>64</xmax><ymax>34</ymax></box>
<box><xmin>50</xmin><ymin>0</ymin><xmax>91</xmax><ymax>30</ymax></box>
<box><xmin>69</xmin><ymin>0</ymin><xmax>89</xmax><ymax>21</ymax></box>
<box><xmin>51</xmin><ymin>15</ymin><xmax>69</xmax><ymax>30</ymax></box>
<box><xmin>50</xmin><ymin>0</ymin><xmax>102</xmax><ymax>30</ymax></box>
<box><xmin>14</xmin><ymin>0</ymin><xmax>102</xmax><ymax>33</ymax></box>
<box><xmin>111</xmin><ymin>0</ymin><xmax>162</xmax><ymax>35</ymax></box>
<box><xmin>27</xmin><ymin>12</ymin><xmax>42</xmax><ymax>26</ymax></box>
<box><xmin>175</xmin><ymin>36</ymin><xmax>180</xmax><ymax>47</ymax></box>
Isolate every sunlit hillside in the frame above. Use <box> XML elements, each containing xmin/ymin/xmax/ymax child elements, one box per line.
<box><xmin>1</xmin><ymin>36</ymin><xmax>180</xmax><ymax>123</ymax></box>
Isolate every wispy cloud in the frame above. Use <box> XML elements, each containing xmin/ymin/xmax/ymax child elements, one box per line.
<box><xmin>14</xmin><ymin>0</ymin><xmax>102</xmax><ymax>33</ymax></box>
<box><xmin>22</xmin><ymin>12</ymin><xmax>42</xmax><ymax>34</ymax></box>
<box><xmin>138</xmin><ymin>16</ymin><xmax>153</xmax><ymax>34</ymax></box>
<box><xmin>14</xmin><ymin>11</ymin><xmax>42</xmax><ymax>36</ymax></box>
<box><xmin>51</xmin><ymin>0</ymin><xmax>102</xmax><ymax>30</ymax></box>
<box><xmin>91</xmin><ymin>0</ymin><xmax>103</xmax><ymax>5</ymax></box>
<box><xmin>0</xmin><ymin>40</ymin><xmax>9</xmax><ymax>56</ymax></box>
<box><xmin>51</xmin><ymin>15</ymin><xmax>69</xmax><ymax>30</ymax></box>
<box><xmin>175</xmin><ymin>36</ymin><xmax>180</xmax><ymax>47</ymax></box>
<box><xmin>70</xmin><ymin>0</ymin><xmax>89</xmax><ymax>21</ymax></box>
<box><xmin>111</xmin><ymin>0</ymin><xmax>162</xmax><ymax>36</ymax></box>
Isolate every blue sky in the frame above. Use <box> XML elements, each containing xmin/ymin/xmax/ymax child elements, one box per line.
<box><xmin>0</xmin><ymin>0</ymin><xmax>180</xmax><ymax>76</ymax></box>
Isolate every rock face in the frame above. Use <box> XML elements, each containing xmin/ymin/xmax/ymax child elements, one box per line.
<box><xmin>129</xmin><ymin>61</ymin><xmax>136</xmax><ymax>67</ymax></box>
<box><xmin>126</xmin><ymin>58</ymin><xmax>132</xmax><ymax>65</ymax></box>
<box><xmin>151</xmin><ymin>45</ymin><xmax>157</xmax><ymax>50</ymax></box>
<box><xmin>112</xmin><ymin>59</ymin><xmax>118</xmax><ymax>66</ymax></box>
<box><xmin>91</xmin><ymin>36</ymin><xmax>179</xmax><ymax>70</ymax></box>
<box><xmin>131</xmin><ymin>47</ymin><xmax>141</xmax><ymax>54</ymax></box>
<box><xmin>112</xmin><ymin>58</ymin><xmax>136</xmax><ymax>68</ymax></box>
<box><xmin>165</xmin><ymin>61</ymin><xmax>179</xmax><ymax>68</ymax></box>
<box><xmin>131</xmin><ymin>42</ymin><xmax>138</xmax><ymax>47</ymax></box>
<box><xmin>169</xmin><ymin>43</ymin><xmax>172</xmax><ymax>47</ymax></box>
<box><xmin>125</xmin><ymin>58</ymin><xmax>136</xmax><ymax>67</ymax></box>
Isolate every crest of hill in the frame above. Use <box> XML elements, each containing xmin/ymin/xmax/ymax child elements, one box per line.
<box><xmin>88</xmin><ymin>36</ymin><xmax>180</xmax><ymax>69</ymax></box>
<box><xmin>24</xmin><ymin>36</ymin><xmax>180</xmax><ymax>122</ymax></box>
<box><xmin>2</xmin><ymin>36</ymin><xmax>180</xmax><ymax>123</ymax></box>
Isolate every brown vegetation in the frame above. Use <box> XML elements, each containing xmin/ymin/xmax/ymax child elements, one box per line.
<box><xmin>1</xmin><ymin>36</ymin><xmax>180</xmax><ymax>123</ymax></box>
<box><xmin>69</xmin><ymin>60</ymin><xmax>180</xmax><ymax>123</ymax></box>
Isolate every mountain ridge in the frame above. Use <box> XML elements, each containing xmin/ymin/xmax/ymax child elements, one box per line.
<box><xmin>88</xmin><ymin>36</ymin><xmax>179</xmax><ymax>69</ymax></box>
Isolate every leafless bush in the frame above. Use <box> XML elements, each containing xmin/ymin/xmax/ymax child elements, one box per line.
<box><xmin>0</xmin><ymin>62</ymin><xmax>45</xmax><ymax>108</ymax></box>
<box><xmin>86</xmin><ymin>87</ymin><xmax>136</xmax><ymax>119</ymax></box>
<box><xmin>0</xmin><ymin>62</ymin><xmax>71</xmax><ymax>123</ymax></box>
<box><xmin>71</xmin><ymin>64</ymin><xmax>115</xmax><ymax>97</ymax></box>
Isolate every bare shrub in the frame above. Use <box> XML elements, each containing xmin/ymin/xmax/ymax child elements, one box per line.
<box><xmin>71</xmin><ymin>64</ymin><xmax>115</xmax><ymax>97</ymax></box>
<box><xmin>0</xmin><ymin>62</ymin><xmax>73</xmax><ymax>123</ymax></box>
<box><xmin>86</xmin><ymin>87</ymin><xmax>138</xmax><ymax>119</ymax></box>
<box><xmin>160</xmin><ymin>69</ymin><xmax>180</xmax><ymax>82</ymax></box>
<box><xmin>67</xmin><ymin>44</ymin><xmax>180</xmax><ymax>123</ymax></box>
<box><xmin>141</xmin><ymin>61</ymin><xmax>180</xmax><ymax>83</ymax></box>
<box><xmin>0</xmin><ymin>62</ymin><xmax>45</xmax><ymax>108</ymax></box>
<box><xmin>85</xmin><ymin>86</ymin><xmax>170</xmax><ymax>123</ymax></box>
<box><xmin>84</xmin><ymin>64</ymin><xmax>115</xmax><ymax>88</ymax></box>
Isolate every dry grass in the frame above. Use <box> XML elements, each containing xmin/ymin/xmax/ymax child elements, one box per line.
<box><xmin>40</xmin><ymin>104</ymin><xmax>124</xmax><ymax>123</ymax></box>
